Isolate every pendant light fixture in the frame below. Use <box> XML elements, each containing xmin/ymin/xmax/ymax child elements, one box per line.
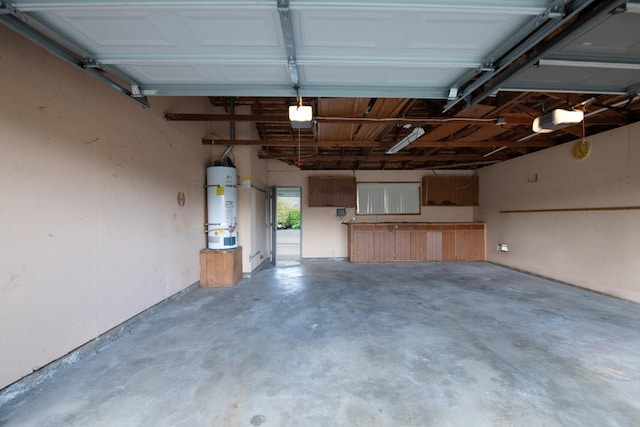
<box><xmin>289</xmin><ymin>103</ymin><xmax>312</xmax><ymax>122</ymax></box>
<box><xmin>289</xmin><ymin>86</ymin><xmax>313</xmax><ymax>125</ymax></box>
<box><xmin>532</xmin><ymin>108</ymin><xmax>584</xmax><ymax>133</ymax></box>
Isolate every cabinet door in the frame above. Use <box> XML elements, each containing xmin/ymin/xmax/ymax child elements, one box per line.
<box><xmin>422</xmin><ymin>176</ymin><xmax>479</xmax><ymax>206</ymax></box>
<box><xmin>441</xmin><ymin>230</ymin><xmax>456</xmax><ymax>261</ymax></box>
<box><xmin>426</xmin><ymin>231</ymin><xmax>443</xmax><ymax>261</ymax></box>
<box><xmin>308</xmin><ymin>176</ymin><xmax>356</xmax><ymax>207</ymax></box>
<box><xmin>374</xmin><ymin>228</ymin><xmax>395</xmax><ymax>262</ymax></box>
<box><xmin>395</xmin><ymin>231</ymin><xmax>425</xmax><ymax>261</ymax></box>
<box><xmin>425</xmin><ymin>230</ymin><xmax>455</xmax><ymax>261</ymax></box>
<box><xmin>426</xmin><ymin>225</ymin><xmax>456</xmax><ymax>261</ymax></box>
<box><xmin>350</xmin><ymin>230</ymin><xmax>375</xmax><ymax>262</ymax></box>
<box><xmin>455</xmin><ymin>229</ymin><xmax>485</xmax><ymax>260</ymax></box>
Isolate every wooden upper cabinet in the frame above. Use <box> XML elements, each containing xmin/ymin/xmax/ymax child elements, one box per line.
<box><xmin>308</xmin><ymin>176</ymin><xmax>356</xmax><ymax>207</ymax></box>
<box><xmin>422</xmin><ymin>176</ymin><xmax>479</xmax><ymax>206</ymax></box>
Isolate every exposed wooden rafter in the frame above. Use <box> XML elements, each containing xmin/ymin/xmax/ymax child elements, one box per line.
<box><xmin>203</xmin><ymin>139</ymin><xmax>555</xmax><ymax>148</ymax></box>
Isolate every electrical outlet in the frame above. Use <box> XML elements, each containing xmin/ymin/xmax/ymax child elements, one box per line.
<box><xmin>497</xmin><ymin>243</ymin><xmax>509</xmax><ymax>252</ymax></box>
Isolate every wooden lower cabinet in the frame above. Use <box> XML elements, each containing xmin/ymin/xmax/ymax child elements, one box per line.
<box><xmin>349</xmin><ymin>223</ymin><xmax>485</xmax><ymax>263</ymax></box>
<box><xmin>455</xmin><ymin>224</ymin><xmax>486</xmax><ymax>261</ymax></box>
<box><xmin>425</xmin><ymin>230</ymin><xmax>456</xmax><ymax>261</ymax></box>
<box><xmin>349</xmin><ymin>225</ymin><xmax>375</xmax><ymax>263</ymax></box>
<box><xmin>374</xmin><ymin>225</ymin><xmax>395</xmax><ymax>262</ymax></box>
<box><xmin>395</xmin><ymin>224</ymin><xmax>427</xmax><ymax>261</ymax></box>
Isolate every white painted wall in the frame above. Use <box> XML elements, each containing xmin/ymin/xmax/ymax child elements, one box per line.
<box><xmin>0</xmin><ymin>27</ymin><xmax>212</xmax><ymax>389</ymax></box>
<box><xmin>477</xmin><ymin>122</ymin><xmax>640</xmax><ymax>303</ymax></box>
<box><xmin>268</xmin><ymin>164</ymin><xmax>475</xmax><ymax>259</ymax></box>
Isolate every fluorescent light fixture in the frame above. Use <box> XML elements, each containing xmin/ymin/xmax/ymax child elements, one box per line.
<box><xmin>483</xmin><ymin>146</ymin><xmax>507</xmax><ymax>158</ymax></box>
<box><xmin>532</xmin><ymin>109</ymin><xmax>584</xmax><ymax>133</ymax></box>
<box><xmin>289</xmin><ymin>105</ymin><xmax>312</xmax><ymax>122</ymax></box>
<box><xmin>386</xmin><ymin>127</ymin><xmax>425</xmax><ymax>154</ymax></box>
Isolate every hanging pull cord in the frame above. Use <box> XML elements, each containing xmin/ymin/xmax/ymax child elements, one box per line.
<box><xmin>582</xmin><ymin>108</ymin><xmax>587</xmax><ymax>144</ymax></box>
<box><xmin>295</xmin><ymin>127</ymin><xmax>304</xmax><ymax>167</ymax></box>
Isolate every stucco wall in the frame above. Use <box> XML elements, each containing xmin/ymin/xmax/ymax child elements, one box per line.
<box><xmin>477</xmin><ymin>122</ymin><xmax>640</xmax><ymax>303</ymax></box>
<box><xmin>0</xmin><ymin>27</ymin><xmax>212</xmax><ymax>388</ymax></box>
<box><xmin>268</xmin><ymin>165</ymin><xmax>476</xmax><ymax>259</ymax></box>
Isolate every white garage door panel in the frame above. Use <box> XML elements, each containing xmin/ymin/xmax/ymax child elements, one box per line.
<box><xmin>300</xmin><ymin>63</ymin><xmax>457</xmax><ymax>87</ymax></box>
<box><xmin>123</xmin><ymin>63</ymin><xmax>290</xmax><ymax>85</ymax></box>
<box><xmin>18</xmin><ymin>0</ymin><xmax>622</xmax><ymax>98</ymax></box>
<box><xmin>295</xmin><ymin>9</ymin><xmax>534</xmax><ymax>63</ymax></box>
<box><xmin>30</xmin><ymin>8</ymin><xmax>282</xmax><ymax>55</ymax></box>
<box><xmin>178</xmin><ymin>9</ymin><xmax>282</xmax><ymax>48</ymax></box>
<box><xmin>508</xmin><ymin>65</ymin><xmax>640</xmax><ymax>94</ymax></box>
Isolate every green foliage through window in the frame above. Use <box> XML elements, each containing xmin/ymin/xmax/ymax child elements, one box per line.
<box><xmin>277</xmin><ymin>200</ymin><xmax>301</xmax><ymax>229</ymax></box>
<box><xmin>289</xmin><ymin>209</ymin><xmax>301</xmax><ymax>229</ymax></box>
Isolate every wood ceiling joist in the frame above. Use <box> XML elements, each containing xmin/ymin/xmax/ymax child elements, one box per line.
<box><xmin>258</xmin><ymin>154</ymin><xmax>508</xmax><ymax>162</ymax></box>
<box><xmin>164</xmin><ymin>113</ymin><xmax>532</xmax><ymax>126</ymax></box>
<box><xmin>205</xmin><ymin>139</ymin><xmax>554</xmax><ymax>148</ymax></box>
<box><xmin>420</xmin><ymin>104</ymin><xmax>496</xmax><ymax>141</ymax></box>
<box><xmin>458</xmin><ymin>124</ymin><xmax>511</xmax><ymax>141</ymax></box>
<box><xmin>355</xmin><ymin>98</ymin><xmax>414</xmax><ymax>141</ymax></box>
<box><xmin>186</xmin><ymin>92</ymin><xmax>640</xmax><ymax>170</ymax></box>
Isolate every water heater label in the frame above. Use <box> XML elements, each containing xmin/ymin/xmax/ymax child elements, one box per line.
<box><xmin>216</xmin><ymin>186</ymin><xmax>224</xmax><ymax>196</ymax></box>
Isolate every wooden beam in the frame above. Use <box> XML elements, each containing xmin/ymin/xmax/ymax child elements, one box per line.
<box><xmin>203</xmin><ymin>138</ymin><xmax>373</xmax><ymax>147</ymax></box>
<box><xmin>203</xmin><ymin>138</ymin><xmax>555</xmax><ymax>148</ymax></box>
<box><xmin>178</xmin><ymin>113</ymin><xmax>628</xmax><ymax>129</ymax></box>
<box><xmin>168</xmin><ymin>113</ymin><xmax>531</xmax><ymax>126</ymax></box>
<box><xmin>170</xmin><ymin>113</ymin><xmax>290</xmax><ymax>123</ymax></box>
<box><xmin>258</xmin><ymin>154</ymin><xmax>504</xmax><ymax>162</ymax></box>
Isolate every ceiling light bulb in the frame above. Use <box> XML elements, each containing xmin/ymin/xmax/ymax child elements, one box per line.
<box><xmin>289</xmin><ymin>105</ymin><xmax>312</xmax><ymax>122</ymax></box>
<box><xmin>554</xmin><ymin>108</ymin><xmax>584</xmax><ymax>124</ymax></box>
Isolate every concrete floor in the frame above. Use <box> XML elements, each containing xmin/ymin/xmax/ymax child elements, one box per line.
<box><xmin>1</xmin><ymin>261</ymin><xmax>640</xmax><ymax>426</ymax></box>
<box><xmin>276</xmin><ymin>229</ymin><xmax>301</xmax><ymax>265</ymax></box>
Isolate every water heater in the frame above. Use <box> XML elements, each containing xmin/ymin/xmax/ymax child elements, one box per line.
<box><xmin>206</xmin><ymin>166</ymin><xmax>238</xmax><ymax>249</ymax></box>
